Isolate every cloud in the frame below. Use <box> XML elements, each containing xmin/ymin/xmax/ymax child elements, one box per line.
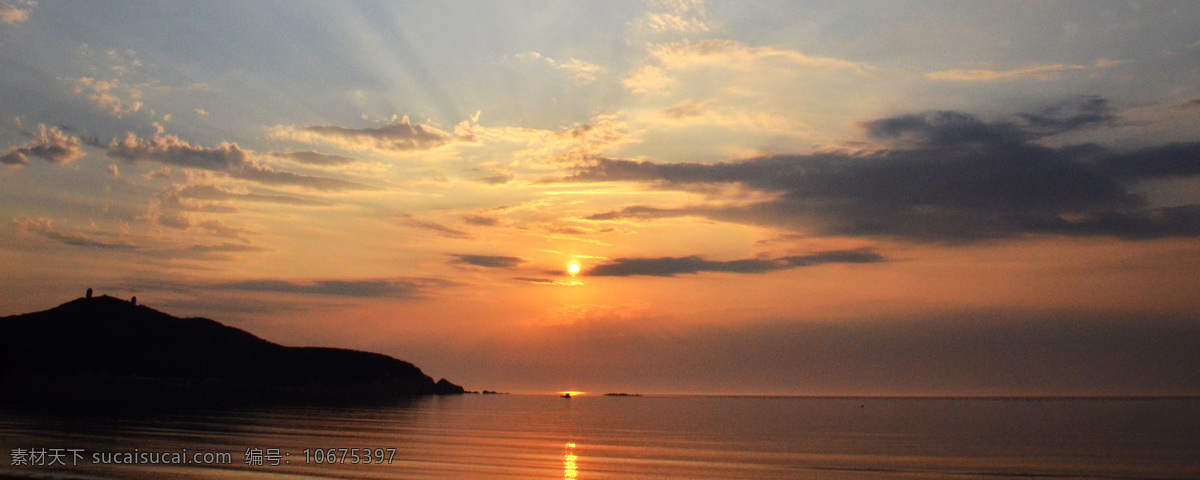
<box><xmin>511</xmin><ymin>51</ymin><xmax>604</xmax><ymax>85</ymax></box>
<box><xmin>15</xmin><ymin>218</ymin><xmax>136</xmax><ymax>250</ymax></box>
<box><xmin>1171</xmin><ymin>98</ymin><xmax>1200</xmax><ymax>111</ymax></box>
<box><xmin>644</xmin><ymin>100</ymin><xmax>797</xmax><ymax>133</ymax></box>
<box><xmin>657</xmin><ymin>39</ymin><xmax>871</xmax><ymax>72</ymax></box>
<box><xmin>397</xmin><ymin>214</ymin><xmax>469</xmax><ymax>238</ymax></box>
<box><xmin>450</xmin><ymin>254</ymin><xmax>525</xmax><ymax>268</ymax></box>
<box><xmin>214</xmin><ymin>277</ymin><xmax>448</xmax><ymax>299</ymax></box>
<box><xmin>569</xmin><ymin>97</ymin><xmax>1200</xmax><ymax>242</ymax></box>
<box><xmin>107</xmin><ymin>128</ymin><xmax>249</xmax><ymax>170</ymax></box>
<box><xmin>106</xmin><ymin>126</ymin><xmax>374</xmax><ymax>191</ymax></box>
<box><xmin>625</xmin><ymin>39</ymin><xmax>872</xmax><ymax>94</ymax></box>
<box><xmin>514</xmin><ymin>277</ymin><xmax>582</xmax><ymax>286</ymax></box>
<box><xmin>623</xmin><ymin>65</ymin><xmax>674</xmax><ymax>94</ymax></box>
<box><xmin>71</xmin><ymin>77</ymin><xmax>144</xmax><ymax>118</ymax></box>
<box><xmin>177</xmin><ymin>184</ymin><xmax>328</xmax><ymax>207</ymax></box>
<box><xmin>0</xmin><ymin>151</ymin><xmax>28</xmax><ymax>166</ymax></box>
<box><xmin>271</xmin><ymin>116</ymin><xmax>459</xmax><ymax>153</ymax></box>
<box><xmin>556</xmin><ymin>58</ymin><xmax>604</xmax><ymax>84</ymax></box>
<box><xmin>1</xmin><ymin>124</ymin><xmax>87</xmax><ymax>166</ymax></box>
<box><xmin>926</xmin><ymin>63</ymin><xmax>1091</xmax><ymax>82</ymax></box>
<box><xmin>231</xmin><ymin>167</ymin><xmax>376</xmax><ymax>191</ymax></box>
<box><xmin>639</xmin><ymin>0</ymin><xmax>710</xmax><ymax>33</ymax></box>
<box><xmin>473</xmin><ymin>173</ymin><xmax>513</xmax><ymax>185</ymax></box>
<box><xmin>267</xmin><ymin>151</ymin><xmax>362</xmax><ymax>167</ymax></box>
<box><xmin>462</xmin><ymin>214</ymin><xmax>499</xmax><ymax>226</ymax></box>
<box><xmin>863</xmin><ymin>96</ymin><xmax>1116</xmax><ymax>145</ymax></box>
<box><xmin>586</xmin><ymin>249</ymin><xmax>883</xmax><ymax>277</ymax></box>
<box><xmin>0</xmin><ymin>0</ymin><xmax>33</xmax><ymax>24</ymax></box>
<box><xmin>471</xmin><ymin>114</ymin><xmax>628</xmax><ymax>166</ymax></box>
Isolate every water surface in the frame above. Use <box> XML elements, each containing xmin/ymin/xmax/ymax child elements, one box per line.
<box><xmin>1</xmin><ymin>396</ymin><xmax>1197</xmax><ymax>479</ymax></box>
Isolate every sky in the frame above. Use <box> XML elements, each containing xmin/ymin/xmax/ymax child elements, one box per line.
<box><xmin>1</xmin><ymin>0</ymin><xmax>1198</xmax><ymax>396</ymax></box>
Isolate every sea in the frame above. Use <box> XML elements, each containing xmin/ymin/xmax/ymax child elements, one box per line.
<box><xmin>1</xmin><ymin>395</ymin><xmax>1197</xmax><ymax>479</ymax></box>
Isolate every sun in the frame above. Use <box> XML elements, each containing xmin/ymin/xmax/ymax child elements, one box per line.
<box><xmin>567</xmin><ymin>261</ymin><xmax>581</xmax><ymax>276</ymax></box>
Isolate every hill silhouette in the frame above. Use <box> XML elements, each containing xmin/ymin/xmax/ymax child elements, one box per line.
<box><xmin>0</xmin><ymin>295</ymin><xmax>463</xmax><ymax>408</ymax></box>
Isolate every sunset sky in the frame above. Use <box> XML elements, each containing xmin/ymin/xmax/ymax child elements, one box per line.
<box><xmin>2</xmin><ymin>1</ymin><xmax>1198</xmax><ymax>395</ymax></box>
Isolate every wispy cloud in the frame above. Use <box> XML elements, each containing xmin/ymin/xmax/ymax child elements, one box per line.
<box><xmin>586</xmin><ymin>249</ymin><xmax>883</xmax><ymax>277</ymax></box>
<box><xmin>625</xmin><ymin>39</ymin><xmax>872</xmax><ymax>94</ymax></box>
<box><xmin>15</xmin><ymin>218</ymin><xmax>135</xmax><ymax>250</ymax></box>
<box><xmin>641</xmin><ymin>100</ymin><xmax>797</xmax><ymax>133</ymax></box>
<box><xmin>176</xmin><ymin>184</ymin><xmax>328</xmax><ymax>207</ymax></box>
<box><xmin>70</xmin><ymin>77</ymin><xmax>144</xmax><ymax>117</ymax></box>
<box><xmin>556</xmin><ymin>58</ymin><xmax>604</xmax><ymax>85</ymax></box>
<box><xmin>462</xmin><ymin>214</ymin><xmax>500</xmax><ymax>226</ymax></box>
<box><xmin>214</xmin><ymin>278</ymin><xmax>441</xmax><ymax>298</ymax></box>
<box><xmin>267</xmin><ymin>151</ymin><xmax>362</xmax><ymax>167</ymax></box>
<box><xmin>397</xmin><ymin>214</ymin><xmax>470</xmax><ymax>239</ymax></box>
<box><xmin>622</xmin><ymin>65</ymin><xmax>674</xmax><ymax>94</ymax></box>
<box><xmin>927</xmin><ymin>63</ymin><xmax>1100</xmax><ymax>82</ymax></box>
<box><xmin>638</xmin><ymin>0</ymin><xmax>710</xmax><ymax>34</ymax></box>
<box><xmin>511</xmin><ymin>51</ymin><xmax>604</xmax><ymax>85</ymax></box>
<box><xmin>118</xmin><ymin>276</ymin><xmax>456</xmax><ymax>300</ymax></box>
<box><xmin>105</xmin><ymin>126</ymin><xmax>375</xmax><ymax>191</ymax></box>
<box><xmin>472</xmin><ymin>114</ymin><xmax>627</xmax><ymax>166</ymax></box>
<box><xmin>514</xmin><ymin>277</ymin><xmax>583</xmax><ymax>286</ymax></box>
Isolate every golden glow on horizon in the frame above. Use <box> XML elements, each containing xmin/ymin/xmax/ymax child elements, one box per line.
<box><xmin>567</xmin><ymin>261</ymin><xmax>581</xmax><ymax>276</ymax></box>
<box><xmin>560</xmin><ymin>391</ymin><xmax>585</xmax><ymax>397</ymax></box>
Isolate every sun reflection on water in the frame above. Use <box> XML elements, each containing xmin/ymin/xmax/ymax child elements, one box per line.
<box><xmin>563</xmin><ymin>442</ymin><xmax>578</xmax><ymax>478</ymax></box>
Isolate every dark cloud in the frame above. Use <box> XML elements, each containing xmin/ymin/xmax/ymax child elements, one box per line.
<box><xmin>106</xmin><ymin>129</ymin><xmax>375</xmax><ymax>191</ymax></box>
<box><xmin>863</xmin><ymin>96</ymin><xmax>1116</xmax><ymax>146</ymax></box>
<box><xmin>462</xmin><ymin>214</ymin><xmax>499</xmax><ymax>226</ymax></box>
<box><xmin>215</xmin><ymin>278</ymin><xmax>439</xmax><ymax>298</ymax></box>
<box><xmin>450</xmin><ymin>254</ymin><xmax>525</xmax><ymax>268</ymax></box>
<box><xmin>107</xmin><ymin>131</ymin><xmax>246</xmax><ymax>170</ymax></box>
<box><xmin>276</xmin><ymin>117</ymin><xmax>456</xmax><ymax>152</ymax></box>
<box><xmin>513</xmin><ymin>277</ymin><xmax>569</xmax><ymax>285</ymax></box>
<box><xmin>1</xmin><ymin>151</ymin><xmax>28</xmax><ymax>166</ymax></box>
<box><xmin>183</xmin><ymin>243</ymin><xmax>264</xmax><ymax>254</ymax></box>
<box><xmin>173</xmin><ymin>243</ymin><xmax>265</xmax><ymax>260</ymax></box>
<box><xmin>475</xmin><ymin>174</ymin><xmax>514</xmax><ymax>185</ymax></box>
<box><xmin>1094</xmin><ymin>142</ymin><xmax>1200</xmax><ymax>181</ymax></box>
<box><xmin>397</xmin><ymin>214</ymin><xmax>469</xmax><ymax>238</ymax></box>
<box><xmin>1016</xmin><ymin>96</ymin><xmax>1118</xmax><ymax>135</ymax></box>
<box><xmin>1171</xmin><ymin>98</ymin><xmax>1200</xmax><ymax>110</ymax></box>
<box><xmin>131</xmin><ymin>242</ymin><xmax>268</xmax><ymax>261</ymax></box>
<box><xmin>660</xmin><ymin>100</ymin><xmax>707</xmax><ymax>119</ymax></box>
<box><xmin>569</xmin><ymin>97</ymin><xmax>1200</xmax><ymax>242</ymax></box>
<box><xmin>1</xmin><ymin>124</ymin><xmax>87</xmax><ymax>166</ymax></box>
<box><xmin>16</xmin><ymin>218</ymin><xmax>135</xmax><ymax>250</ymax></box>
<box><xmin>587</xmin><ymin>249</ymin><xmax>883</xmax><ymax>277</ymax></box>
<box><xmin>104</xmin><ymin>276</ymin><xmax>458</xmax><ymax>319</ymax></box>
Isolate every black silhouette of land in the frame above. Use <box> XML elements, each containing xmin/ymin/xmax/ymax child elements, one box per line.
<box><xmin>0</xmin><ymin>295</ymin><xmax>464</xmax><ymax>409</ymax></box>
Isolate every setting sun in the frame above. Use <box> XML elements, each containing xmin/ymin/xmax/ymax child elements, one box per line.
<box><xmin>567</xmin><ymin>262</ymin><xmax>581</xmax><ymax>276</ymax></box>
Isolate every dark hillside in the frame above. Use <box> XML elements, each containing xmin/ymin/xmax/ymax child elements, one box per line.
<box><xmin>0</xmin><ymin>295</ymin><xmax>463</xmax><ymax>407</ymax></box>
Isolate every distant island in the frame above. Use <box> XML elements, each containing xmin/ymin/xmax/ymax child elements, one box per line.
<box><xmin>0</xmin><ymin>294</ymin><xmax>465</xmax><ymax>409</ymax></box>
<box><xmin>604</xmin><ymin>393</ymin><xmax>643</xmax><ymax>397</ymax></box>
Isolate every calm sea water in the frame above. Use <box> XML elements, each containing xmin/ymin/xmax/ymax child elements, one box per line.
<box><xmin>1</xmin><ymin>396</ymin><xmax>1197</xmax><ymax>479</ymax></box>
